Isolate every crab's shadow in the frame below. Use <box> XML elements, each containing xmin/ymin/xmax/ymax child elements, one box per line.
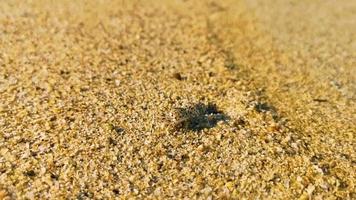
<box><xmin>174</xmin><ymin>103</ymin><xmax>229</xmax><ymax>132</ymax></box>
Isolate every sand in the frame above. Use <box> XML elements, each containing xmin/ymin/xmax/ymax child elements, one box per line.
<box><xmin>0</xmin><ymin>0</ymin><xmax>355</xmax><ymax>199</ymax></box>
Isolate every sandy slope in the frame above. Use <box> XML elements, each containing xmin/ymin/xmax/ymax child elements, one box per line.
<box><xmin>0</xmin><ymin>0</ymin><xmax>355</xmax><ymax>199</ymax></box>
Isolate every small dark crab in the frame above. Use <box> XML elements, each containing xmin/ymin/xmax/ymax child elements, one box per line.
<box><xmin>172</xmin><ymin>103</ymin><xmax>229</xmax><ymax>132</ymax></box>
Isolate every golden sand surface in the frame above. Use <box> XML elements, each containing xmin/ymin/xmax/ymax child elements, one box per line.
<box><xmin>0</xmin><ymin>0</ymin><xmax>355</xmax><ymax>199</ymax></box>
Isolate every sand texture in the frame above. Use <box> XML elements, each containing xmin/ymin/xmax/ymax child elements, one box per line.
<box><xmin>0</xmin><ymin>0</ymin><xmax>355</xmax><ymax>199</ymax></box>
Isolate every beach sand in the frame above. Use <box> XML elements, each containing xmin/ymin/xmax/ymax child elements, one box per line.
<box><xmin>0</xmin><ymin>0</ymin><xmax>355</xmax><ymax>199</ymax></box>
